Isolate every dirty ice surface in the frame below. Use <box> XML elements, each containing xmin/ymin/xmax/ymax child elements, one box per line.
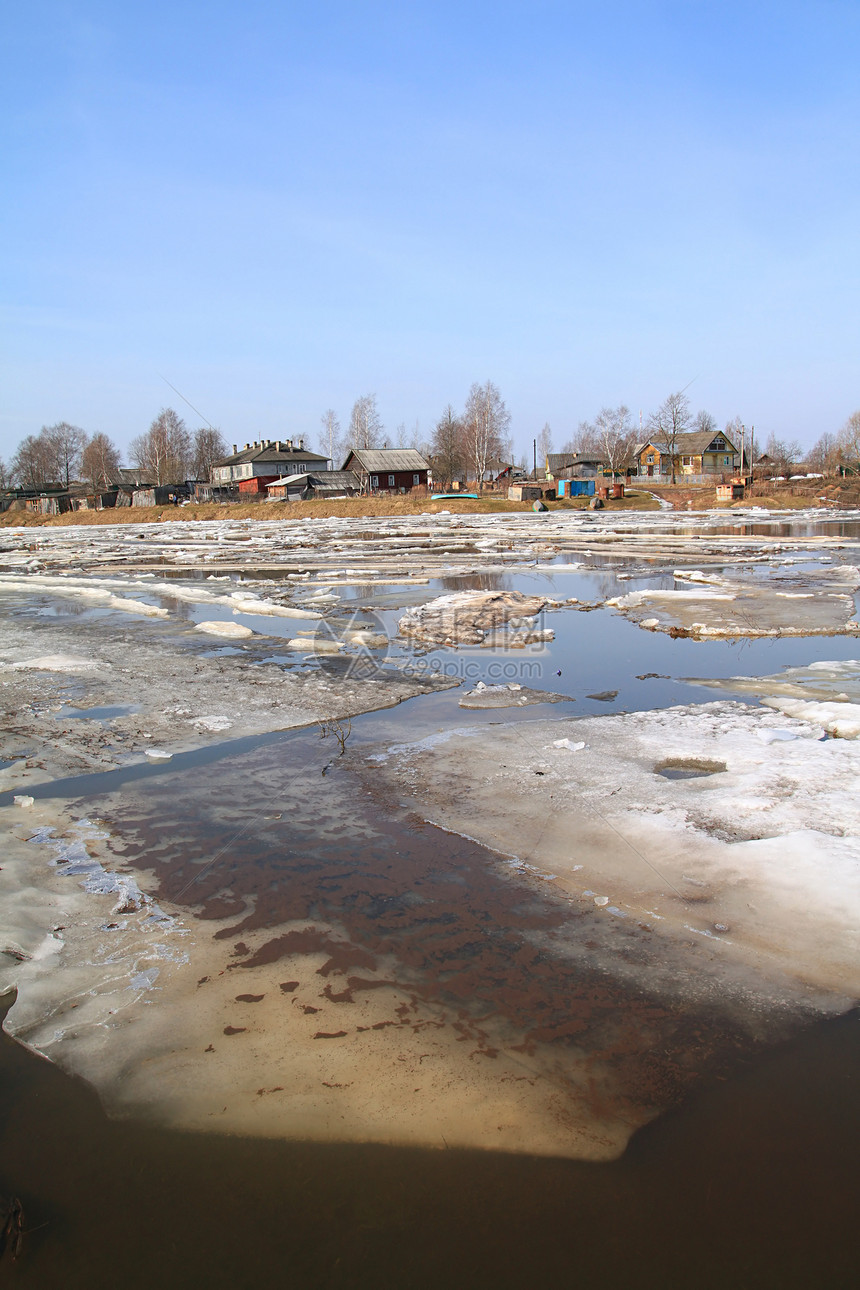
<box><xmin>365</xmin><ymin>698</ymin><xmax>860</xmax><ymax>999</ymax></box>
<box><xmin>2</xmin><ymin>506</ymin><xmax>860</xmax><ymax>1160</ymax></box>
<box><xmin>607</xmin><ymin>563</ymin><xmax>860</xmax><ymax>638</ymax></box>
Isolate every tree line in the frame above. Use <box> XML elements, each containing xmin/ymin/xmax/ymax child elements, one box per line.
<box><xmin>3</xmin><ymin>393</ymin><xmax>858</xmax><ymax>493</ymax></box>
<box><xmin>319</xmin><ymin>383</ymin><xmax>513</xmax><ymax>492</ymax></box>
<box><xmin>0</xmin><ymin>411</ymin><xmax>228</xmax><ymax>491</ymax></box>
<box><xmin>807</xmin><ymin>413</ymin><xmax>860</xmax><ymax>477</ymax></box>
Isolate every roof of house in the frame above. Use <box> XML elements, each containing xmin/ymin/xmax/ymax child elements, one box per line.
<box><xmin>266</xmin><ymin>471</ymin><xmax>359</xmax><ymax>491</ymax></box>
<box><xmin>216</xmin><ymin>438</ymin><xmax>328</xmax><ymax>467</ymax></box>
<box><xmin>634</xmin><ymin>431</ymin><xmax>738</xmax><ymax>457</ymax></box>
<box><xmin>341</xmin><ymin>448</ymin><xmax>430</xmax><ymax>472</ymax></box>
<box><xmin>547</xmin><ymin>452</ymin><xmax>604</xmax><ymax>472</ymax></box>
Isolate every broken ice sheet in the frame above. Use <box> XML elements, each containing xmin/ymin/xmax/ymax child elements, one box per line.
<box><xmin>686</xmin><ymin>660</ymin><xmax>860</xmax><ymax>738</ymax></box>
<box><xmin>363</xmin><ymin>700</ymin><xmax>860</xmax><ymax>1000</ymax></box>
<box><xmin>607</xmin><ymin>565</ymin><xmax>860</xmax><ymax>638</ymax></box>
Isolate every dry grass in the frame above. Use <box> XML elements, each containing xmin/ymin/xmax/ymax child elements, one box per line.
<box><xmin>0</xmin><ymin>489</ymin><xmax>662</xmax><ymax>529</ymax></box>
<box><xmin>649</xmin><ymin>477</ymin><xmax>859</xmax><ymax>511</ymax></box>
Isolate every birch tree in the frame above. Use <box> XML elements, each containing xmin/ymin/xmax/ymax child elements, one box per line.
<box><xmin>592</xmin><ymin>405</ymin><xmax>634</xmax><ymax>479</ymax></box>
<box><xmin>536</xmin><ymin>422</ymin><xmax>554</xmax><ymax>473</ymax></box>
<box><xmin>647</xmin><ymin>392</ymin><xmax>692</xmax><ymax>484</ymax></box>
<box><xmin>320</xmin><ymin>409</ymin><xmax>340</xmax><ymax>466</ymax></box>
<box><xmin>347</xmin><ymin>394</ymin><xmax>382</xmax><ymax>451</ymax></box>
<box><xmin>129</xmin><ymin>408</ymin><xmax>192</xmax><ymax>485</ymax></box>
<box><xmin>463</xmin><ymin>381</ymin><xmax>510</xmax><ymax>490</ymax></box>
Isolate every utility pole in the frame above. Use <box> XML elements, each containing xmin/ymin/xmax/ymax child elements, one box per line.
<box><xmin>533</xmin><ymin>438</ymin><xmax>537</xmax><ymax>478</ymax></box>
<box><xmin>750</xmin><ymin>426</ymin><xmax>755</xmax><ymax>496</ymax></box>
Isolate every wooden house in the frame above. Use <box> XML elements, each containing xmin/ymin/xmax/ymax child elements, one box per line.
<box><xmin>341</xmin><ymin>449</ymin><xmax>429</xmax><ymax>494</ymax></box>
<box><xmin>631</xmin><ymin>431</ymin><xmax>740</xmax><ymax>481</ymax></box>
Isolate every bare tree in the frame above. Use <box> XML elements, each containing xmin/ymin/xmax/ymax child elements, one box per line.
<box><xmin>43</xmin><ymin>422</ymin><xmax>87</xmax><ymax>486</ymax></box>
<box><xmin>593</xmin><ymin>405</ymin><xmax>634</xmax><ymax>479</ymax></box>
<box><xmin>430</xmin><ymin>405</ymin><xmax>465</xmax><ymax>490</ymax></box>
<box><xmin>347</xmin><ymin>394</ymin><xmax>382</xmax><ymax>452</ymax></box>
<box><xmin>721</xmin><ymin>416</ymin><xmax>749</xmax><ymax>474</ymax></box>
<box><xmin>693</xmin><ymin>410</ymin><xmax>717</xmax><ymax>435</ymax></box>
<box><xmin>559</xmin><ymin>420</ymin><xmax>598</xmax><ymax>456</ymax></box>
<box><xmin>0</xmin><ymin>457</ymin><xmax>11</xmax><ymax>489</ymax></box>
<box><xmin>192</xmin><ymin>426</ymin><xmax>228</xmax><ymax>480</ymax></box>
<box><xmin>536</xmin><ymin>422</ymin><xmax>554</xmax><ymax>474</ymax></box>
<box><xmin>129</xmin><ymin>408</ymin><xmax>192</xmax><ymax>485</ymax></box>
<box><xmin>320</xmin><ymin>409</ymin><xmax>340</xmax><ymax>466</ymax></box>
<box><xmin>647</xmin><ymin>392</ymin><xmax>692</xmax><ymax>484</ymax></box>
<box><xmin>11</xmin><ymin>433</ymin><xmax>54</xmax><ymax>488</ymax></box>
<box><xmin>808</xmin><ymin>431</ymin><xmax>840</xmax><ymax>474</ymax></box>
<box><xmin>408</xmin><ymin>418</ymin><xmax>427</xmax><ymax>453</ymax></box>
<box><xmin>764</xmin><ymin>433</ymin><xmax>803</xmax><ymax>477</ymax></box>
<box><xmin>82</xmin><ymin>433</ymin><xmax>122</xmax><ymax>490</ymax></box>
<box><xmin>463</xmin><ymin>381</ymin><xmax>510</xmax><ymax>490</ymax></box>
<box><xmin>837</xmin><ymin>410</ymin><xmax>860</xmax><ymax>472</ymax></box>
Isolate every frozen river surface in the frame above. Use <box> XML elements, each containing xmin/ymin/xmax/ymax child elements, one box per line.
<box><xmin>2</xmin><ymin>506</ymin><xmax>860</xmax><ymax>1285</ymax></box>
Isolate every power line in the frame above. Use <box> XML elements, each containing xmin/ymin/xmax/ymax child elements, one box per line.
<box><xmin>158</xmin><ymin>375</ymin><xmax>215</xmax><ymax>430</ymax></box>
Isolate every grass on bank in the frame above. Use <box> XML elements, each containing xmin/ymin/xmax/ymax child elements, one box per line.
<box><xmin>3</xmin><ymin>475</ymin><xmax>854</xmax><ymax>530</ymax></box>
<box><xmin>0</xmin><ymin>490</ymin><xmax>662</xmax><ymax>529</ymax></box>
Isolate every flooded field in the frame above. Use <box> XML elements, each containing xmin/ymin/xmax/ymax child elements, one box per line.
<box><xmin>2</xmin><ymin>506</ymin><xmax>860</xmax><ymax>1285</ymax></box>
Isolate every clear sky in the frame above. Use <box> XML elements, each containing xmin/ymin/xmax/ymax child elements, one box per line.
<box><xmin>2</xmin><ymin>0</ymin><xmax>858</xmax><ymax>464</ymax></box>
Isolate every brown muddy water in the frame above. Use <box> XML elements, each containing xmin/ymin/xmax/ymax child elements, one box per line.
<box><xmin>2</xmin><ymin>995</ymin><xmax>859</xmax><ymax>1289</ymax></box>
<box><xmin>2</xmin><ymin>722</ymin><xmax>860</xmax><ymax>1287</ymax></box>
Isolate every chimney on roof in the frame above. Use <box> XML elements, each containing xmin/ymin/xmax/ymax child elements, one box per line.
<box><xmin>286</xmin><ymin>438</ymin><xmax>293</xmax><ymax>451</ymax></box>
<box><xmin>232</xmin><ymin>444</ymin><xmax>237</xmax><ymax>454</ymax></box>
<box><xmin>298</xmin><ymin>437</ymin><xmax>304</xmax><ymax>450</ymax></box>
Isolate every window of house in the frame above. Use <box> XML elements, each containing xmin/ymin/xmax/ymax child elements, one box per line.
<box><xmin>371</xmin><ymin>474</ymin><xmax>378</xmax><ymax>488</ymax></box>
<box><xmin>388</xmin><ymin>474</ymin><xmax>395</xmax><ymax>486</ymax></box>
<box><xmin>682</xmin><ymin>456</ymin><xmax>692</xmax><ymax>466</ymax></box>
<box><xmin>647</xmin><ymin>454</ymin><xmax>654</xmax><ymax>464</ymax></box>
<box><xmin>724</xmin><ymin>456</ymin><xmax>732</xmax><ymax>466</ymax></box>
<box><xmin>413</xmin><ymin>474</ymin><xmax>419</xmax><ymax>485</ymax></box>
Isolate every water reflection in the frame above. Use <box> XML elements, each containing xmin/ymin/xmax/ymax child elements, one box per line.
<box><xmin>437</xmin><ymin>572</ymin><xmax>512</xmax><ymax>592</ymax></box>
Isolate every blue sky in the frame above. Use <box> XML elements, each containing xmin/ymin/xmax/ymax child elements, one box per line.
<box><xmin>2</xmin><ymin>0</ymin><xmax>858</xmax><ymax>463</ymax></box>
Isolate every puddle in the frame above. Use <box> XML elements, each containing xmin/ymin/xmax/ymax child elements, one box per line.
<box><xmin>657</xmin><ymin>759</ymin><xmax>727</xmax><ymax>780</ymax></box>
<box><xmin>55</xmin><ymin>704</ymin><xmax>139</xmax><ymax>722</ymax></box>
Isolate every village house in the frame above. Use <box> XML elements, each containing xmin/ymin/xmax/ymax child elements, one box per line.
<box><xmin>545</xmin><ymin>453</ymin><xmax>605</xmax><ymax>480</ymax></box>
<box><xmin>631</xmin><ymin>430</ymin><xmax>740</xmax><ymax>481</ymax></box>
<box><xmin>341</xmin><ymin>449</ymin><xmax>430</xmax><ymax>494</ymax></box>
<box><xmin>211</xmin><ymin>439</ymin><xmax>329</xmax><ymax>495</ymax></box>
